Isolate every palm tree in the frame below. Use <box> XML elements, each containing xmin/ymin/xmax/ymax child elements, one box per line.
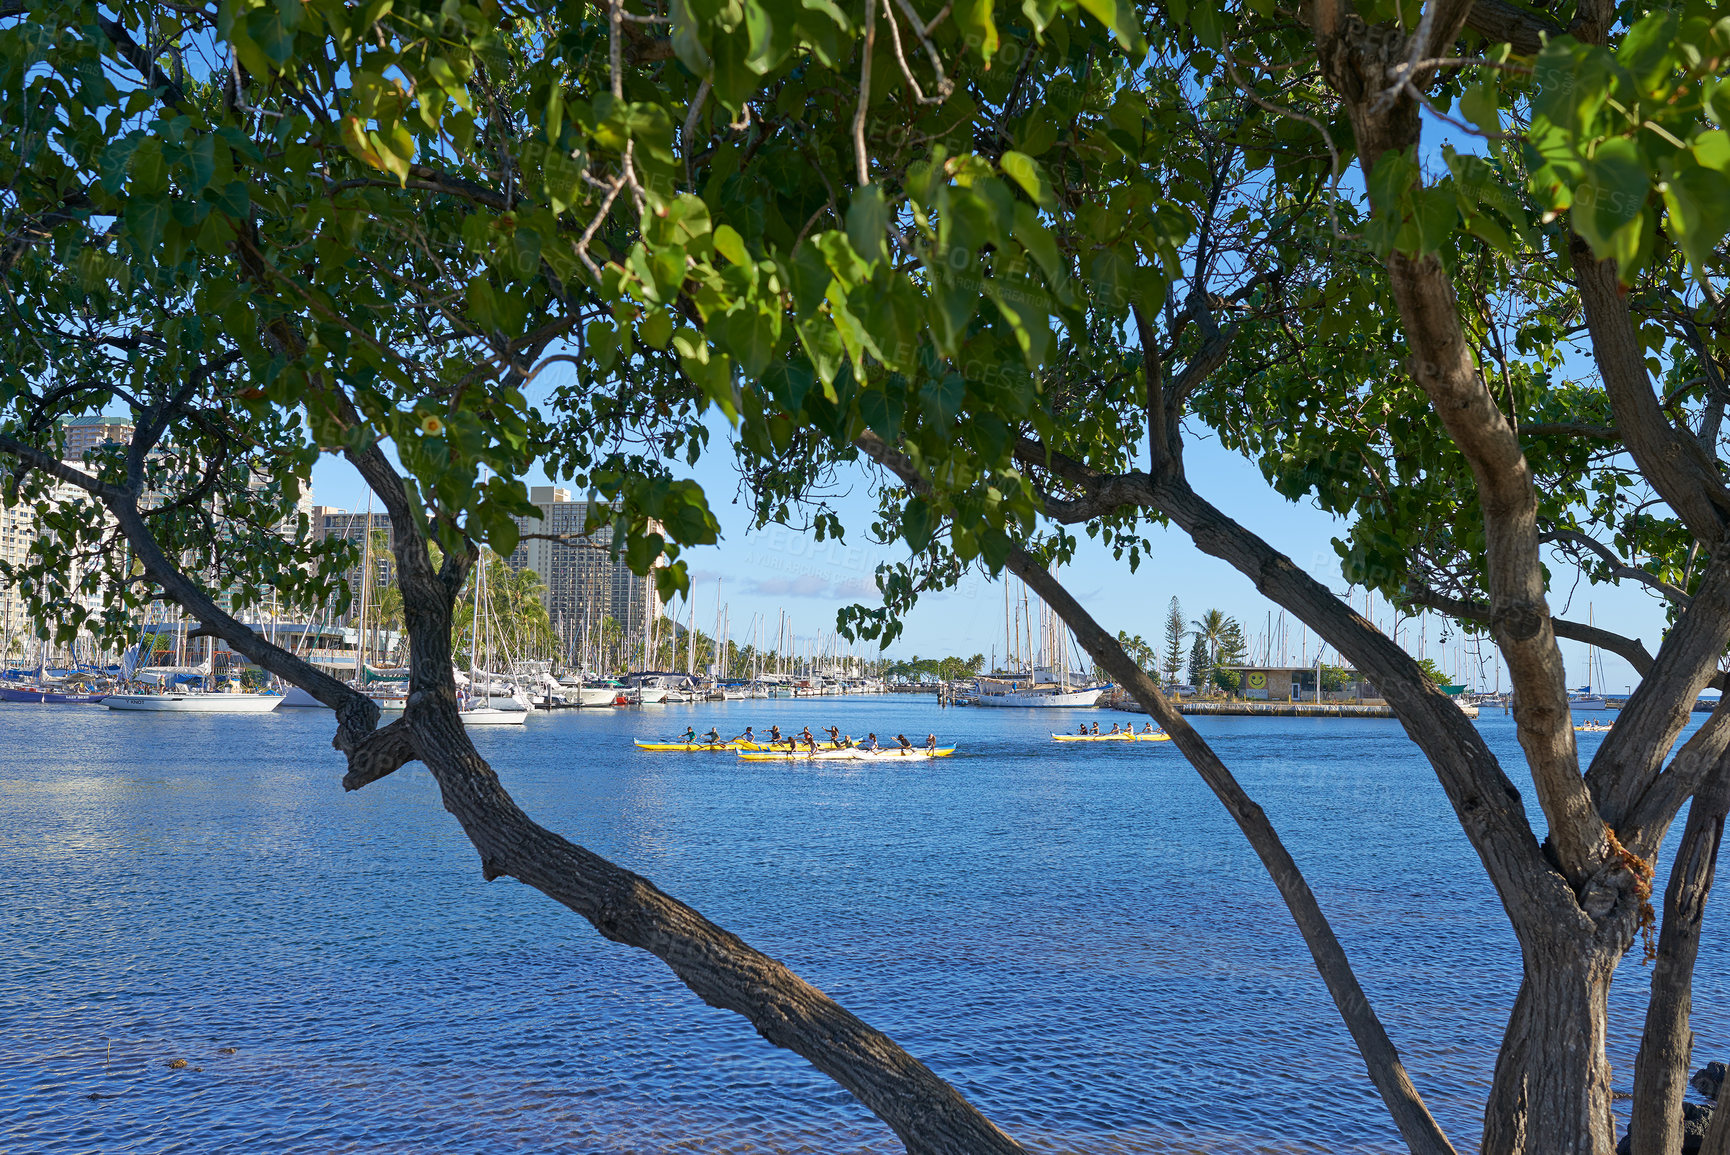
<box><xmin>1189</xmin><ymin>608</ymin><xmax>1232</xmax><ymax>668</ymax></box>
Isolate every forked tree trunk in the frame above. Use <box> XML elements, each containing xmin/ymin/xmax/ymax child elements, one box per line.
<box><xmin>1483</xmin><ymin>940</ymin><xmax>1624</xmax><ymax>1155</ymax></box>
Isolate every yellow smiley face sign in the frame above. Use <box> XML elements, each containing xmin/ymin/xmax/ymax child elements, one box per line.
<box><xmin>1246</xmin><ymin>671</ymin><xmax>1267</xmax><ymax>689</ymax></box>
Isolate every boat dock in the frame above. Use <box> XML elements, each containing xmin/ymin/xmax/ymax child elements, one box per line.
<box><xmin>1166</xmin><ymin>700</ymin><xmax>1398</xmax><ymax>718</ymax></box>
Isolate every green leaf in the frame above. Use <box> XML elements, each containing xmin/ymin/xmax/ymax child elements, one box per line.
<box><xmin>920</xmin><ymin>373</ymin><xmax>965</xmax><ymax>430</ymax></box>
<box><xmin>846</xmin><ymin>184</ymin><xmax>889</xmax><ymax>266</ymax></box>
<box><xmin>1663</xmin><ymin>162</ymin><xmax>1730</xmax><ymax>272</ymax></box>
<box><xmin>1576</xmin><ymin>137</ymin><xmax>1649</xmax><ymax>252</ymax></box>
<box><xmin>902</xmin><ymin>496</ymin><xmax>934</xmax><ymax>551</ymax></box>
<box><xmin>953</xmin><ymin>0</ymin><xmax>999</xmax><ymax>60</ymax></box>
<box><xmin>713</xmin><ymin>224</ymin><xmax>749</xmax><ymax>266</ymax></box>
<box><xmin>999</xmin><ymin>151</ymin><xmax>1054</xmax><ymax>208</ymax></box>
<box><xmin>669</xmin><ymin>0</ymin><xmax>713</xmax><ymax>73</ymax></box>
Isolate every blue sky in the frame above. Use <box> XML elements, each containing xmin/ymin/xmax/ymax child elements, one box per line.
<box><xmin>310</xmin><ymin>404</ymin><xmax>1674</xmax><ymax>693</ymax></box>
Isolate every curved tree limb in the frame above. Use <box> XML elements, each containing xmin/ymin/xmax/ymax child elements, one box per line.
<box><xmin>1003</xmin><ymin>549</ymin><xmax>1459</xmax><ymax>1155</ymax></box>
<box><xmin>858</xmin><ymin>430</ymin><xmax>1457</xmax><ymax>1153</ymax></box>
<box><xmin>1543</xmin><ymin>528</ymin><xmax>1693</xmax><ymax>607</ymax></box>
<box><xmin>1573</xmin><ymin>239</ymin><xmax>1730</xmax><ymax>544</ymax></box>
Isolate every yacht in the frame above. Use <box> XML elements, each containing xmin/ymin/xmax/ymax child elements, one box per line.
<box><xmin>970</xmin><ymin>669</ymin><xmax>1109</xmax><ymax>708</ymax></box>
<box><xmin>103</xmin><ymin>688</ymin><xmax>283</xmax><ymax>713</ymax></box>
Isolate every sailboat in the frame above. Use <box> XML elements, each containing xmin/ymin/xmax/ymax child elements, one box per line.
<box><xmin>1568</xmin><ymin>604</ymin><xmax>1609</xmax><ymax>710</ymax></box>
<box><xmin>459</xmin><ymin>552</ymin><xmax>526</xmax><ymax>726</ymax></box>
<box><xmin>969</xmin><ymin>573</ymin><xmax>1110</xmax><ymax>708</ymax></box>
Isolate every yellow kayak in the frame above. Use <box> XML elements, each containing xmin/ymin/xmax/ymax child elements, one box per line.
<box><xmin>634</xmin><ymin>739</ymin><xmax>761</xmax><ymax>751</ymax></box>
<box><xmin>738</xmin><ymin>746</ymin><xmax>957</xmax><ymax>761</ymax></box>
<box><xmin>1051</xmin><ymin>731</ymin><xmax>1170</xmax><ymax>742</ymax></box>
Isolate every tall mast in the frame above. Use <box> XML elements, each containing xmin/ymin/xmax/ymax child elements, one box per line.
<box><xmin>354</xmin><ymin>499</ymin><xmax>372</xmax><ymax>684</ymax></box>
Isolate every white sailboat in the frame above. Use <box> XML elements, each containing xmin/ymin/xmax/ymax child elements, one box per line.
<box><xmin>460</xmin><ymin>552</ymin><xmax>525</xmax><ymax>727</ymax></box>
<box><xmin>103</xmin><ymin>687</ymin><xmax>283</xmax><ymax>712</ymax></box>
<box><xmin>969</xmin><ymin>573</ymin><xmax>1109</xmax><ymax>708</ymax></box>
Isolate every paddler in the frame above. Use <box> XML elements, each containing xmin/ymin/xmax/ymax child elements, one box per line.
<box><xmin>701</xmin><ymin>726</ymin><xmax>721</xmax><ymax>746</ymax></box>
<box><xmin>824</xmin><ymin>724</ymin><xmax>842</xmax><ymax>747</ymax></box>
<box><xmin>1077</xmin><ymin>723</ymin><xmax>1088</xmax><ymax>736</ymax></box>
<box><xmin>925</xmin><ymin>733</ymin><xmax>937</xmax><ymax>753</ymax></box>
<box><xmin>768</xmin><ymin>724</ymin><xmax>784</xmax><ymax>747</ymax></box>
<box><xmin>733</xmin><ymin>725</ymin><xmax>757</xmax><ymax>744</ymax></box>
<box><xmin>802</xmin><ymin>728</ymin><xmax>818</xmax><ymax>752</ymax></box>
<box><xmin>865</xmin><ymin>732</ymin><xmax>879</xmax><ymax>751</ymax></box>
<box><xmin>1090</xmin><ymin>721</ymin><xmax>1100</xmax><ymax>735</ymax></box>
<box><xmin>895</xmin><ymin>733</ymin><xmax>912</xmax><ymax>751</ymax></box>
<box><xmin>1141</xmin><ymin>722</ymin><xmax>1155</xmax><ymax>734</ymax></box>
<box><xmin>681</xmin><ymin>725</ymin><xmax>697</xmax><ymax>744</ymax></box>
<box><xmin>1109</xmin><ymin>722</ymin><xmax>1121</xmax><ymax>734</ymax></box>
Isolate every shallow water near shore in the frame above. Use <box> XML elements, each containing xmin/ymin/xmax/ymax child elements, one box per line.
<box><xmin>1</xmin><ymin>697</ymin><xmax>1724</xmax><ymax>1153</ymax></box>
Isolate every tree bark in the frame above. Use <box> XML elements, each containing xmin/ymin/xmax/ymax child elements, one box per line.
<box><xmin>1628</xmin><ymin>758</ymin><xmax>1730</xmax><ymax>1155</ymax></box>
<box><xmin>1483</xmin><ymin>945</ymin><xmax>1623</xmax><ymax>1155</ymax></box>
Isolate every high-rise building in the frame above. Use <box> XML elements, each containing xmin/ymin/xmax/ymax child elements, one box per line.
<box><xmin>310</xmin><ymin>506</ymin><xmax>393</xmax><ymax>625</ymax></box>
<box><xmin>62</xmin><ymin>416</ymin><xmax>136</xmax><ymax>461</ymax></box>
<box><xmin>509</xmin><ymin>487</ymin><xmax>662</xmax><ymax>664</ymax></box>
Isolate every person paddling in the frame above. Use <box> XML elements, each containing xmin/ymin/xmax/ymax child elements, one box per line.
<box><xmin>895</xmin><ymin>733</ymin><xmax>912</xmax><ymax>752</ymax></box>
<box><xmin>925</xmin><ymin>733</ymin><xmax>937</xmax><ymax>754</ymax></box>
<box><xmin>1077</xmin><ymin>723</ymin><xmax>1088</xmax><ymax>736</ymax></box>
<box><xmin>733</xmin><ymin>725</ymin><xmax>757</xmax><ymax>745</ymax></box>
<box><xmin>865</xmin><ymin>732</ymin><xmax>879</xmax><ymax>752</ymax></box>
<box><xmin>1109</xmin><ymin>722</ymin><xmax>1121</xmax><ymax>735</ymax></box>
<box><xmin>701</xmin><ymin>726</ymin><xmax>721</xmax><ymax>746</ymax></box>
<box><xmin>681</xmin><ymin>725</ymin><xmax>697</xmax><ymax>744</ymax></box>
<box><xmin>825</xmin><ymin>724</ymin><xmax>842</xmax><ymax>748</ymax></box>
<box><xmin>768</xmin><ymin>724</ymin><xmax>783</xmax><ymax>747</ymax></box>
<box><xmin>1090</xmin><ymin>721</ymin><xmax>1100</xmax><ymax>735</ymax></box>
<box><xmin>1141</xmin><ymin>722</ymin><xmax>1155</xmax><ymax>735</ymax></box>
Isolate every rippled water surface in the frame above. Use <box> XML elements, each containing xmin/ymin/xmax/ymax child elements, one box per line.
<box><xmin>2</xmin><ymin>698</ymin><xmax>1725</xmax><ymax>1153</ymax></box>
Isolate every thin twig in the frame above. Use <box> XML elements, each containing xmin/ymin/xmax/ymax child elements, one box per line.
<box><xmin>853</xmin><ymin>0</ymin><xmax>877</xmax><ymax>186</ymax></box>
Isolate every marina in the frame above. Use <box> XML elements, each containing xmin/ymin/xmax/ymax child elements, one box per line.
<box><xmin>2</xmin><ymin>699</ymin><xmax>1723</xmax><ymax>1154</ymax></box>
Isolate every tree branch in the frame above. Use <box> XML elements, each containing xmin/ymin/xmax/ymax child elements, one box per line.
<box><xmin>1573</xmin><ymin>237</ymin><xmax>1730</xmax><ymax>544</ymax></box>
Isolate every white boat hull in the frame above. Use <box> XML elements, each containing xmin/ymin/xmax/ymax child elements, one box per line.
<box><xmin>460</xmin><ymin>708</ymin><xmax>527</xmax><ymax>726</ymax></box>
<box><xmin>970</xmin><ymin>686</ymin><xmax>1108</xmax><ymax>708</ymax></box>
<box><xmin>579</xmin><ymin>687</ymin><xmax>619</xmax><ymax>707</ymax></box>
<box><xmin>103</xmin><ymin>692</ymin><xmax>283</xmax><ymax>713</ymax></box>
<box><xmin>634</xmin><ymin>687</ymin><xmax>669</xmax><ymax>704</ymax></box>
<box><xmin>279</xmin><ymin>686</ymin><xmax>406</xmax><ymax>711</ymax></box>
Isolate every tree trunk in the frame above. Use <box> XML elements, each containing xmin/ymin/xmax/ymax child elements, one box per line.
<box><xmin>371</xmin><ymin>513</ymin><xmax>1026</xmax><ymax>1155</ymax></box>
<box><xmin>1629</xmin><ymin>759</ymin><xmax>1730</xmax><ymax>1155</ymax></box>
<box><xmin>1484</xmin><ymin>943</ymin><xmax>1622</xmax><ymax>1155</ymax></box>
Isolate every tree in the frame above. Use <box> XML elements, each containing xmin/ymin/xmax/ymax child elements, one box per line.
<box><xmin>1213</xmin><ymin>619</ymin><xmax>1248</xmax><ymax>693</ymax></box>
<box><xmin>1415</xmin><ymin>659</ymin><xmax>1451</xmax><ymax>687</ymax></box>
<box><xmin>1162</xmin><ymin>598</ymin><xmax>1185</xmax><ymax>687</ymax></box>
<box><xmin>828</xmin><ymin>2</ymin><xmax>1730</xmax><ymax>1149</ymax></box>
<box><xmin>1115</xmin><ymin>629</ymin><xmax>1157</xmax><ymax>672</ymax></box>
<box><xmin>8</xmin><ymin>1</ymin><xmax>1730</xmax><ymax>1154</ymax></box>
<box><xmin>1187</xmin><ymin>634</ymin><xmax>1211</xmax><ymax>691</ymax></box>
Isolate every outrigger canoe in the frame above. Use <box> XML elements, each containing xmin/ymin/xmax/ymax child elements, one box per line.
<box><xmin>738</xmin><ymin>745</ymin><xmax>956</xmax><ymax>761</ymax></box>
<box><xmin>634</xmin><ymin>739</ymin><xmax>762</xmax><ymax>751</ymax></box>
<box><xmin>1051</xmin><ymin>731</ymin><xmax>1171</xmax><ymax>742</ymax></box>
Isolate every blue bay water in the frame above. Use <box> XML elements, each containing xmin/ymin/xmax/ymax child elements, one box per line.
<box><xmin>0</xmin><ymin>699</ymin><xmax>1724</xmax><ymax>1153</ymax></box>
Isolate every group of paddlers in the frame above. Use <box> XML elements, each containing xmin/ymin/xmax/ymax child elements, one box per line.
<box><xmin>1076</xmin><ymin>721</ymin><xmax>1162</xmax><ymax>736</ymax></box>
<box><xmin>678</xmin><ymin>724</ymin><xmax>937</xmax><ymax>752</ymax></box>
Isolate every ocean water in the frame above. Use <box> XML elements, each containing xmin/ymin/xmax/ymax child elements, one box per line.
<box><xmin>0</xmin><ymin>698</ymin><xmax>1723</xmax><ymax>1154</ymax></box>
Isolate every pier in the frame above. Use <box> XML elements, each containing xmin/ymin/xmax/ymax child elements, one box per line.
<box><xmin>1165</xmin><ymin>700</ymin><xmax>1397</xmax><ymax>718</ymax></box>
